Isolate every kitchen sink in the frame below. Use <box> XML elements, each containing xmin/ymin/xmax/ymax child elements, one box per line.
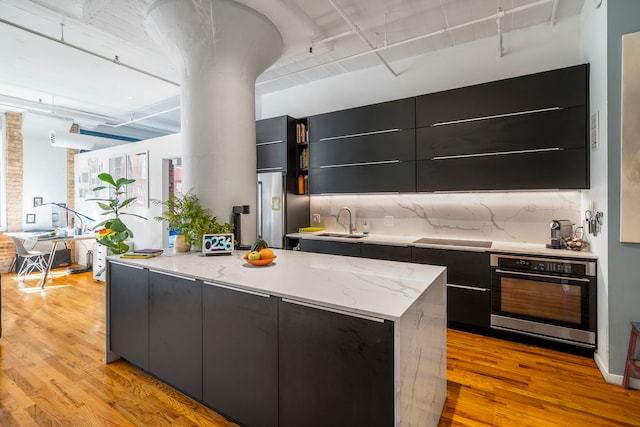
<box><xmin>413</xmin><ymin>237</ymin><xmax>492</xmax><ymax>248</ymax></box>
<box><xmin>316</xmin><ymin>232</ymin><xmax>368</xmax><ymax>239</ymax></box>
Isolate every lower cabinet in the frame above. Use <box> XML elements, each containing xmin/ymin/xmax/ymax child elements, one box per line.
<box><xmin>109</xmin><ymin>262</ymin><xmax>149</xmax><ymax>370</ymax></box>
<box><xmin>149</xmin><ymin>271</ymin><xmax>203</xmax><ymax>400</ymax></box>
<box><xmin>108</xmin><ymin>262</ymin><xmax>396</xmax><ymax>427</ymax></box>
<box><xmin>202</xmin><ymin>282</ymin><xmax>278</xmax><ymax>427</ymax></box>
<box><xmin>446</xmin><ymin>284</ymin><xmax>492</xmax><ymax>328</ymax></box>
<box><xmin>412</xmin><ymin>247</ymin><xmax>491</xmax><ymax>328</ymax></box>
<box><xmin>361</xmin><ymin>243</ymin><xmax>411</xmax><ymax>262</ymax></box>
<box><xmin>279</xmin><ymin>299</ymin><xmax>395</xmax><ymax>427</ymax></box>
<box><xmin>299</xmin><ymin>239</ymin><xmax>361</xmax><ymax>257</ymax></box>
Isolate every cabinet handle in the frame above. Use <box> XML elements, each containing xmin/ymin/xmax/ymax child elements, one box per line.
<box><xmin>150</xmin><ymin>270</ymin><xmax>197</xmax><ymax>281</ymax></box>
<box><xmin>256</xmin><ymin>140</ymin><xmax>284</xmax><ymax>146</ymax></box>
<box><xmin>257</xmin><ymin>167</ymin><xmax>284</xmax><ymax>172</ymax></box>
<box><xmin>281</xmin><ymin>298</ymin><xmax>386</xmax><ymax>323</ymax></box>
<box><xmin>431</xmin><ymin>106</ymin><xmax>561</xmax><ymax>127</ymax></box>
<box><xmin>494</xmin><ymin>269</ymin><xmax>591</xmax><ymax>283</ymax></box>
<box><xmin>318</xmin><ymin>128</ymin><xmax>401</xmax><ymax>141</ymax></box>
<box><xmin>431</xmin><ymin>147</ymin><xmax>562</xmax><ymax>161</ymax></box>
<box><xmin>320</xmin><ymin>159</ymin><xmax>400</xmax><ymax>169</ymax></box>
<box><xmin>204</xmin><ymin>281</ymin><xmax>272</xmax><ymax>298</ymax></box>
<box><xmin>257</xmin><ymin>180</ymin><xmax>263</xmax><ymax>238</ymax></box>
<box><xmin>109</xmin><ymin>261</ymin><xmax>144</xmax><ymax>270</ymax></box>
<box><xmin>447</xmin><ymin>283</ymin><xmax>490</xmax><ymax>292</ymax></box>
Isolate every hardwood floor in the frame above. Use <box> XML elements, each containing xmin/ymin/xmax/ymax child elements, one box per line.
<box><xmin>1</xmin><ymin>269</ymin><xmax>639</xmax><ymax>426</ymax></box>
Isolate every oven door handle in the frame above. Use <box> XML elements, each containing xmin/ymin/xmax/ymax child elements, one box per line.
<box><xmin>494</xmin><ymin>269</ymin><xmax>591</xmax><ymax>283</ymax></box>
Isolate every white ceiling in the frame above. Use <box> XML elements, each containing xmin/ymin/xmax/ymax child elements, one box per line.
<box><xmin>0</xmin><ymin>0</ymin><xmax>585</xmax><ymax>141</ymax></box>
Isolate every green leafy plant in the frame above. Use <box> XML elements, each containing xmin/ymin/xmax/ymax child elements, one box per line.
<box><xmin>90</xmin><ymin>172</ymin><xmax>147</xmax><ymax>254</ymax></box>
<box><xmin>153</xmin><ymin>190</ymin><xmax>233</xmax><ymax>248</ymax></box>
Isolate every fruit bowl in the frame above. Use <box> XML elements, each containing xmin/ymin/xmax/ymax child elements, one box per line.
<box><xmin>246</xmin><ymin>256</ymin><xmax>276</xmax><ymax>266</ymax></box>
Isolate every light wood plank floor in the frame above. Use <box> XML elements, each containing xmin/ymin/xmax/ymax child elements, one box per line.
<box><xmin>1</xmin><ymin>269</ymin><xmax>639</xmax><ymax>426</ymax></box>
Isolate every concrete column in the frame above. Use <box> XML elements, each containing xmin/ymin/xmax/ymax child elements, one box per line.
<box><xmin>146</xmin><ymin>0</ymin><xmax>282</xmax><ymax>240</ymax></box>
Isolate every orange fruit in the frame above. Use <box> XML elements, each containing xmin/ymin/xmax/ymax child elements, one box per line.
<box><xmin>243</xmin><ymin>251</ymin><xmax>250</xmax><ymax>259</ymax></box>
<box><xmin>259</xmin><ymin>248</ymin><xmax>275</xmax><ymax>259</ymax></box>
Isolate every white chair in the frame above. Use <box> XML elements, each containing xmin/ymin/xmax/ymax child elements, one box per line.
<box><xmin>11</xmin><ymin>237</ymin><xmax>49</xmax><ymax>281</ymax></box>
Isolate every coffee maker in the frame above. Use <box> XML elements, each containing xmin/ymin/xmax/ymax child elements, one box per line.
<box><xmin>546</xmin><ymin>219</ymin><xmax>573</xmax><ymax>249</ymax></box>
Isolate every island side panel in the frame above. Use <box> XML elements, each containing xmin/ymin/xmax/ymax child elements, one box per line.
<box><xmin>397</xmin><ymin>269</ymin><xmax>447</xmax><ymax>427</ymax></box>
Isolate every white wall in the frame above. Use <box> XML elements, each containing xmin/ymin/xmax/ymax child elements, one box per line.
<box><xmin>21</xmin><ymin>112</ymin><xmax>70</xmax><ymax>230</ymax></box>
<box><xmin>259</xmin><ymin>16</ymin><xmax>582</xmax><ymax>120</ymax></box>
<box><xmin>74</xmin><ymin>133</ymin><xmax>182</xmax><ymax>262</ymax></box>
<box><xmin>580</xmin><ymin>0</ymin><xmax>610</xmax><ymax>378</ymax></box>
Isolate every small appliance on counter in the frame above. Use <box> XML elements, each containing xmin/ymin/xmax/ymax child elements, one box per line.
<box><xmin>232</xmin><ymin>205</ymin><xmax>251</xmax><ymax>250</ymax></box>
<box><xmin>546</xmin><ymin>219</ymin><xmax>573</xmax><ymax>249</ymax></box>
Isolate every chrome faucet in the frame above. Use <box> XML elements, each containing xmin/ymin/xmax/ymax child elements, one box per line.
<box><xmin>337</xmin><ymin>207</ymin><xmax>353</xmax><ymax>234</ymax></box>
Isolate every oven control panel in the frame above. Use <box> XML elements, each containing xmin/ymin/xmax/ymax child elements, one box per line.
<box><xmin>492</xmin><ymin>254</ymin><xmax>595</xmax><ymax>277</ymax></box>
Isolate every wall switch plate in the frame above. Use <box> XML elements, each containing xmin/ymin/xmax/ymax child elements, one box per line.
<box><xmin>312</xmin><ymin>214</ymin><xmax>321</xmax><ymax>224</ymax></box>
<box><xmin>384</xmin><ymin>216</ymin><xmax>394</xmax><ymax>227</ymax></box>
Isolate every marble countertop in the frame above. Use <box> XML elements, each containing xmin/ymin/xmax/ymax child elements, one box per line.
<box><xmin>109</xmin><ymin>249</ymin><xmax>446</xmax><ymax>321</ymax></box>
<box><xmin>287</xmin><ymin>232</ymin><xmax>598</xmax><ymax>259</ymax></box>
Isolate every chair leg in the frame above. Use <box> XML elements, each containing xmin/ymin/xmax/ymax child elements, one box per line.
<box><xmin>623</xmin><ymin>324</ymin><xmax>639</xmax><ymax>389</ymax></box>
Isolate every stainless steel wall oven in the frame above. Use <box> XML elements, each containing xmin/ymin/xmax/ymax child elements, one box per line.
<box><xmin>491</xmin><ymin>254</ymin><xmax>596</xmax><ymax>348</ymax></box>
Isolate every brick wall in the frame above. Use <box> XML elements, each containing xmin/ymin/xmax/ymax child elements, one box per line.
<box><xmin>0</xmin><ymin>112</ymin><xmax>24</xmax><ymax>271</ymax></box>
<box><xmin>0</xmin><ymin>113</ymin><xmax>78</xmax><ymax>272</ymax></box>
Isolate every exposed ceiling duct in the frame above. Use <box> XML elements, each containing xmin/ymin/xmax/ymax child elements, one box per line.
<box><xmin>21</xmin><ymin>111</ymin><xmax>127</xmax><ymax>150</ymax></box>
<box><xmin>49</xmin><ymin>129</ymin><xmax>126</xmax><ymax>150</ymax></box>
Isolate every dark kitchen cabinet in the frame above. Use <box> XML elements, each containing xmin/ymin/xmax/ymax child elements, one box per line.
<box><xmin>310</xmin><ymin>161</ymin><xmax>415</xmax><ymax>194</ymax></box>
<box><xmin>415</xmin><ymin>64</ymin><xmax>589</xmax><ymax>191</ymax></box>
<box><xmin>149</xmin><ymin>271</ymin><xmax>202</xmax><ymax>400</ymax></box>
<box><xmin>279</xmin><ymin>299</ymin><xmax>394</xmax><ymax>427</ymax></box>
<box><xmin>412</xmin><ymin>247</ymin><xmax>491</xmax><ymax>328</ymax></box>
<box><xmin>299</xmin><ymin>239</ymin><xmax>361</xmax><ymax>257</ymax></box>
<box><xmin>309</xmin><ymin>129</ymin><xmax>415</xmax><ymax>194</ymax></box>
<box><xmin>308</xmin><ymin>98</ymin><xmax>416</xmax><ymax>194</ymax></box>
<box><xmin>361</xmin><ymin>243</ymin><xmax>411</xmax><ymax>262</ymax></box>
<box><xmin>309</xmin><ymin>97</ymin><xmax>415</xmax><ymax>141</ymax></box>
<box><xmin>415</xmin><ymin>64</ymin><xmax>588</xmax><ymax>127</ymax></box>
<box><xmin>202</xmin><ymin>282</ymin><xmax>278</xmax><ymax>427</ymax></box>
<box><xmin>417</xmin><ymin>146</ymin><xmax>587</xmax><ymax>192</ymax></box>
<box><xmin>256</xmin><ymin>115</ymin><xmax>296</xmax><ymax>173</ymax></box>
<box><xmin>108</xmin><ymin>262</ymin><xmax>149</xmax><ymax>370</ymax></box>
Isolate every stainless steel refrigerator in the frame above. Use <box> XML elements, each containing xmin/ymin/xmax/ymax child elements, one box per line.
<box><xmin>257</xmin><ymin>171</ymin><xmax>309</xmax><ymax>249</ymax></box>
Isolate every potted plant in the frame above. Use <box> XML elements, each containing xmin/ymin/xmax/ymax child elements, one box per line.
<box><xmin>90</xmin><ymin>172</ymin><xmax>147</xmax><ymax>254</ymax></box>
<box><xmin>153</xmin><ymin>190</ymin><xmax>233</xmax><ymax>252</ymax></box>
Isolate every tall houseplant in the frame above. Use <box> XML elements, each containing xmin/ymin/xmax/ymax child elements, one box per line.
<box><xmin>90</xmin><ymin>172</ymin><xmax>147</xmax><ymax>254</ymax></box>
<box><xmin>153</xmin><ymin>190</ymin><xmax>233</xmax><ymax>251</ymax></box>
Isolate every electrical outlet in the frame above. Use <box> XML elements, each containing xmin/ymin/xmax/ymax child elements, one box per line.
<box><xmin>312</xmin><ymin>214</ymin><xmax>321</xmax><ymax>224</ymax></box>
<box><xmin>384</xmin><ymin>216</ymin><xmax>394</xmax><ymax>227</ymax></box>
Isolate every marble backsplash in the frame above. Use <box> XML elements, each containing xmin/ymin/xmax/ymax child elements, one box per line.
<box><xmin>309</xmin><ymin>191</ymin><xmax>583</xmax><ymax>245</ymax></box>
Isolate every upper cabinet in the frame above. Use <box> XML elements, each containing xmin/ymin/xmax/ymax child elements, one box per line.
<box><xmin>271</xmin><ymin>64</ymin><xmax>589</xmax><ymax>194</ymax></box>
<box><xmin>308</xmin><ymin>98</ymin><xmax>416</xmax><ymax>194</ymax></box>
<box><xmin>256</xmin><ymin>115</ymin><xmax>296</xmax><ymax>173</ymax></box>
<box><xmin>415</xmin><ymin>64</ymin><xmax>590</xmax><ymax>192</ymax></box>
<box><xmin>415</xmin><ymin>64</ymin><xmax>587</xmax><ymax>127</ymax></box>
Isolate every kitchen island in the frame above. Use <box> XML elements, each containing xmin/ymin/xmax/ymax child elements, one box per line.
<box><xmin>106</xmin><ymin>249</ymin><xmax>446</xmax><ymax>427</ymax></box>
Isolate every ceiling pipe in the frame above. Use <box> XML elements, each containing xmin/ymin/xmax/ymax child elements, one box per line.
<box><xmin>312</xmin><ymin>29</ymin><xmax>354</xmax><ymax>48</ymax></box>
<box><xmin>496</xmin><ymin>7</ymin><xmax>505</xmax><ymax>58</ymax></box>
<box><xmin>103</xmin><ymin>106</ymin><xmax>181</xmax><ymax>128</ymax></box>
<box><xmin>328</xmin><ymin>0</ymin><xmax>398</xmax><ymax>77</ymax></box>
<box><xmin>0</xmin><ymin>16</ymin><xmax>179</xmax><ymax>87</ymax></box>
<box><xmin>258</xmin><ymin>0</ymin><xmax>555</xmax><ymax>86</ymax></box>
<box><xmin>550</xmin><ymin>0</ymin><xmax>560</xmax><ymax>27</ymax></box>
<box><xmin>0</xmin><ymin>93</ymin><xmax>179</xmax><ymax>134</ymax></box>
